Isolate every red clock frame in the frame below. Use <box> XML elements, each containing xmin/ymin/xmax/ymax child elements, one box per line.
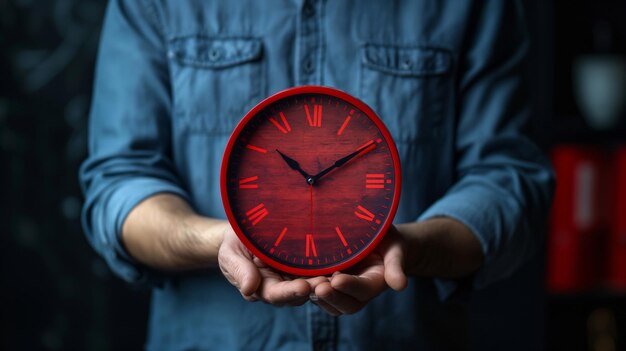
<box><xmin>220</xmin><ymin>86</ymin><xmax>401</xmax><ymax>276</ymax></box>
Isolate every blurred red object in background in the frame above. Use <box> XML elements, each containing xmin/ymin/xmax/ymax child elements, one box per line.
<box><xmin>547</xmin><ymin>146</ymin><xmax>610</xmax><ymax>293</ymax></box>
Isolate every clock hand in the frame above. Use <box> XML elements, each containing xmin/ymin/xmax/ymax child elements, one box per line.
<box><xmin>310</xmin><ymin>140</ymin><xmax>376</xmax><ymax>184</ymax></box>
<box><xmin>275</xmin><ymin>149</ymin><xmax>314</xmax><ymax>184</ymax></box>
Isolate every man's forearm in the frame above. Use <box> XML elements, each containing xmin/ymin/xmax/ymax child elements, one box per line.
<box><xmin>122</xmin><ymin>193</ymin><xmax>227</xmax><ymax>271</ymax></box>
<box><xmin>397</xmin><ymin>218</ymin><xmax>484</xmax><ymax>278</ymax></box>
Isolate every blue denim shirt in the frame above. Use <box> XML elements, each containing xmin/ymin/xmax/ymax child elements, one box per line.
<box><xmin>80</xmin><ymin>0</ymin><xmax>554</xmax><ymax>350</ymax></box>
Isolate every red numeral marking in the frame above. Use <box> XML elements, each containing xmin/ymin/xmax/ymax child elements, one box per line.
<box><xmin>305</xmin><ymin>234</ymin><xmax>318</xmax><ymax>258</ymax></box>
<box><xmin>269</xmin><ymin>227</ymin><xmax>288</xmax><ymax>254</ymax></box>
<box><xmin>246</xmin><ymin>203</ymin><xmax>268</xmax><ymax>226</ymax></box>
<box><xmin>337</xmin><ymin>110</ymin><xmax>354</xmax><ymax>136</ymax></box>
<box><xmin>334</xmin><ymin>226</ymin><xmax>352</xmax><ymax>254</ymax></box>
<box><xmin>365</xmin><ymin>174</ymin><xmax>386</xmax><ymax>189</ymax></box>
<box><xmin>355</xmin><ymin>205</ymin><xmax>375</xmax><ymax>222</ymax></box>
<box><xmin>239</xmin><ymin>176</ymin><xmax>259</xmax><ymax>189</ymax></box>
<box><xmin>305</xmin><ymin>104</ymin><xmax>322</xmax><ymax>127</ymax></box>
<box><xmin>269</xmin><ymin>112</ymin><xmax>292</xmax><ymax>134</ymax></box>
<box><xmin>246</xmin><ymin>144</ymin><xmax>267</xmax><ymax>153</ymax></box>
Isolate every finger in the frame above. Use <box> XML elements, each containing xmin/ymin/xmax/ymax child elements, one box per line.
<box><xmin>382</xmin><ymin>238</ymin><xmax>408</xmax><ymax>291</ymax></box>
<box><xmin>330</xmin><ymin>272</ymin><xmax>386</xmax><ymax>302</ymax></box>
<box><xmin>218</xmin><ymin>246</ymin><xmax>261</xmax><ymax>297</ymax></box>
<box><xmin>306</xmin><ymin>276</ymin><xmax>330</xmax><ymax>290</ymax></box>
<box><xmin>252</xmin><ymin>256</ymin><xmax>268</xmax><ymax>266</ymax></box>
<box><xmin>315</xmin><ymin>281</ymin><xmax>364</xmax><ymax>315</ymax></box>
<box><xmin>259</xmin><ymin>278</ymin><xmax>310</xmax><ymax>306</ymax></box>
<box><xmin>243</xmin><ymin>293</ymin><xmax>259</xmax><ymax>302</ymax></box>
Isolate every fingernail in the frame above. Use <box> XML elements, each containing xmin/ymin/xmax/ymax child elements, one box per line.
<box><xmin>309</xmin><ymin>293</ymin><xmax>318</xmax><ymax>301</ymax></box>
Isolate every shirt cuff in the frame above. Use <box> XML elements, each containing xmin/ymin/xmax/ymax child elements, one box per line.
<box><xmin>417</xmin><ymin>185</ymin><xmax>520</xmax><ymax>301</ymax></box>
<box><xmin>88</xmin><ymin>177</ymin><xmax>190</xmax><ymax>285</ymax></box>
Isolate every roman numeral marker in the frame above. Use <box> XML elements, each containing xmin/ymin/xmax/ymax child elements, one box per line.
<box><xmin>269</xmin><ymin>112</ymin><xmax>291</xmax><ymax>133</ymax></box>
<box><xmin>337</xmin><ymin>110</ymin><xmax>354</xmax><ymax>136</ymax></box>
<box><xmin>365</xmin><ymin>174</ymin><xmax>386</xmax><ymax>189</ymax></box>
<box><xmin>305</xmin><ymin>234</ymin><xmax>318</xmax><ymax>258</ymax></box>
<box><xmin>269</xmin><ymin>227</ymin><xmax>288</xmax><ymax>254</ymax></box>
<box><xmin>335</xmin><ymin>226</ymin><xmax>352</xmax><ymax>254</ymax></box>
<box><xmin>246</xmin><ymin>203</ymin><xmax>268</xmax><ymax>226</ymax></box>
<box><xmin>355</xmin><ymin>205</ymin><xmax>375</xmax><ymax>222</ymax></box>
<box><xmin>239</xmin><ymin>176</ymin><xmax>259</xmax><ymax>189</ymax></box>
<box><xmin>305</xmin><ymin>104</ymin><xmax>322</xmax><ymax>127</ymax></box>
<box><xmin>246</xmin><ymin>144</ymin><xmax>267</xmax><ymax>153</ymax></box>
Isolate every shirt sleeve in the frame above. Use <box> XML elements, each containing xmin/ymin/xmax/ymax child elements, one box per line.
<box><xmin>79</xmin><ymin>0</ymin><xmax>189</xmax><ymax>284</ymax></box>
<box><xmin>417</xmin><ymin>1</ymin><xmax>555</xmax><ymax>300</ymax></box>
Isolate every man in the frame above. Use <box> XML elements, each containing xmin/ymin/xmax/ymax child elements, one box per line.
<box><xmin>80</xmin><ymin>0</ymin><xmax>554</xmax><ymax>349</ymax></box>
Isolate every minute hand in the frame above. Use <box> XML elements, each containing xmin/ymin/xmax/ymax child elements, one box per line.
<box><xmin>311</xmin><ymin>141</ymin><xmax>376</xmax><ymax>183</ymax></box>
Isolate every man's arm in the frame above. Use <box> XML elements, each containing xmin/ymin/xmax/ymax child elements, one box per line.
<box><xmin>122</xmin><ymin>193</ymin><xmax>312</xmax><ymax>304</ymax></box>
<box><xmin>121</xmin><ymin>193</ymin><xmax>482</xmax><ymax>309</ymax></box>
<box><xmin>309</xmin><ymin>218</ymin><xmax>482</xmax><ymax>316</ymax></box>
<box><xmin>81</xmin><ymin>0</ymin><xmax>313</xmax><ymax>305</ymax></box>
<box><xmin>121</xmin><ymin>193</ymin><xmax>225</xmax><ymax>271</ymax></box>
<box><xmin>398</xmin><ymin>218</ymin><xmax>483</xmax><ymax>278</ymax></box>
<box><xmin>80</xmin><ymin>0</ymin><xmax>191</xmax><ymax>284</ymax></box>
<box><xmin>312</xmin><ymin>0</ymin><xmax>553</xmax><ymax>315</ymax></box>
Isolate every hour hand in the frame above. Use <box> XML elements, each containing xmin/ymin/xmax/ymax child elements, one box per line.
<box><xmin>276</xmin><ymin>149</ymin><xmax>313</xmax><ymax>183</ymax></box>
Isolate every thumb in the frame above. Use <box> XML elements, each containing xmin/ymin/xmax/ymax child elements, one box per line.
<box><xmin>218</xmin><ymin>233</ymin><xmax>261</xmax><ymax>297</ymax></box>
<box><xmin>382</xmin><ymin>231</ymin><xmax>408</xmax><ymax>291</ymax></box>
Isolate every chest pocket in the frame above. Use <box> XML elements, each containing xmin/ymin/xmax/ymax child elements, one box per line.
<box><xmin>359</xmin><ymin>44</ymin><xmax>452</xmax><ymax>143</ymax></box>
<box><xmin>168</xmin><ymin>36</ymin><xmax>265</xmax><ymax>134</ymax></box>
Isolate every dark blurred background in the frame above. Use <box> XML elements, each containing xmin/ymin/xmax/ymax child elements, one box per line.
<box><xmin>0</xmin><ymin>1</ymin><xmax>149</xmax><ymax>350</ymax></box>
<box><xmin>1</xmin><ymin>1</ymin><xmax>625</xmax><ymax>350</ymax></box>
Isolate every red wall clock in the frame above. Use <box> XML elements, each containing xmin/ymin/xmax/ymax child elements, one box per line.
<box><xmin>220</xmin><ymin>86</ymin><xmax>401</xmax><ymax>276</ymax></box>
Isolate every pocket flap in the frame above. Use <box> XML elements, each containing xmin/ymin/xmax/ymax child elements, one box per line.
<box><xmin>169</xmin><ymin>37</ymin><xmax>262</xmax><ymax>69</ymax></box>
<box><xmin>362</xmin><ymin>44</ymin><xmax>451</xmax><ymax>77</ymax></box>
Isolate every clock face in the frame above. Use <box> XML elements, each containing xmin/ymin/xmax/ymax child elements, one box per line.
<box><xmin>221</xmin><ymin>86</ymin><xmax>401</xmax><ymax>276</ymax></box>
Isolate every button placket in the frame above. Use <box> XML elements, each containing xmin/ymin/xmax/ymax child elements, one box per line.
<box><xmin>307</xmin><ymin>302</ymin><xmax>337</xmax><ymax>351</ymax></box>
<box><xmin>297</xmin><ymin>0</ymin><xmax>322</xmax><ymax>85</ymax></box>
<box><xmin>299</xmin><ymin>2</ymin><xmax>334</xmax><ymax>345</ymax></box>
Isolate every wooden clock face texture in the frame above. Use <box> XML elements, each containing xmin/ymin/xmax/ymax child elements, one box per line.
<box><xmin>221</xmin><ymin>86</ymin><xmax>400</xmax><ymax>276</ymax></box>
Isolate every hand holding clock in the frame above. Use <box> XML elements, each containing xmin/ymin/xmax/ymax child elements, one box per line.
<box><xmin>306</xmin><ymin>226</ymin><xmax>406</xmax><ymax>315</ymax></box>
<box><xmin>120</xmin><ymin>87</ymin><xmax>483</xmax><ymax>315</ymax></box>
<box><xmin>121</xmin><ymin>193</ymin><xmax>483</xmax><ymax>314</ymax></box>
<box><xmin>216</xmin><ymin>87</ymin><xmax>483</xmax><ymax>312</ymax></box>
<box><xmin>219</xmin><ymin>216</ymin><xmax>483</xmax><ymax>315</ymax></box>
<box><xmin>218</xmin><ymin>226</ymin><xmax>312</xmax><ymax>306</ymax></box>
<box><xmin>223</xmin><ymin>87</ymin><xmax>401</xmax><ymax>277</ymax></box>
<box><xmin>307</xmin><ymin>220</ymin><xmax>483</xmax><ymax>316</ymax></box>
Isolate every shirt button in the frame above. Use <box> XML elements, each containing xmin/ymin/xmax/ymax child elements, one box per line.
<box><xmin>401</xmin><ymin>58</ymin><xmax>412</xmax><ymax>70</ymax></box>
<box><xmin>303</xmin><ymin>59</ymin><xmax>315</xmax><ymax>73</ymax></box>
<box><xmin>208</xmin><ymin>48</ymin><xmax>221</xmax><ymax>61</ymax></box>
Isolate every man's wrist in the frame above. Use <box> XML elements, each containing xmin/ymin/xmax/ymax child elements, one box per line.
<box><xmin>164</xmin><ymin>214</ymin><xmax>228</xmax><ymax>270</ymax></box>
<box><xmin>122</xmin><ymin>193</ymin><xmax>228</xmax><ymax>271</ymax></box>
<box><xmin>396</xmin><ymin>217</ymin><xmax>484</xmax><ymax>278</ymax></box>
